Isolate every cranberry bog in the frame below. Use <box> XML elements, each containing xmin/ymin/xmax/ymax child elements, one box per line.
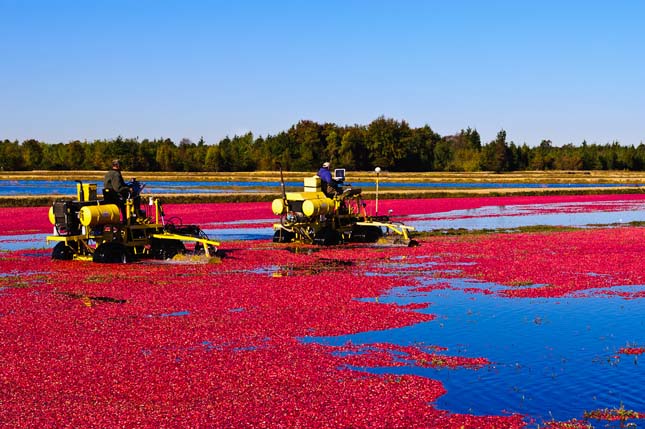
<box><xmin>1</xmin><ymin>194</ymin><xmax>644</xmax><ymax>428</ymax></box>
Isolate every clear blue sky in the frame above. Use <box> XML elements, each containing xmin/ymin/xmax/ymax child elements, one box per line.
<box><xmin>1</xmin><ymin>1</ymin><xmax>643</xmax><ymax>147</ymax></box>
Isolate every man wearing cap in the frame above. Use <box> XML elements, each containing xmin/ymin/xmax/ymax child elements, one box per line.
<box><xmin>103</xmin><ymin>159</ymin><xmax>131</xmax><ymax>220</ymax></box>
<box><xmin>317</xmin><ymin>161</ymin><xmax>338</xmax><ymax>197</ymax></box>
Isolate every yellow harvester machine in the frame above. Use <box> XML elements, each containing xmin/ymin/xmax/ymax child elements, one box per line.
<box><xmin>46</xmin><ymin>181</ymin><xmax>219</xmax><ymax>263</ymax></box>
<box><xmin>271</xmin><ymin>168</ymin><xmax>416</xmax><ymax>246</ymax></box>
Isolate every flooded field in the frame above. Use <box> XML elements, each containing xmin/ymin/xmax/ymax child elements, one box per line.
<box><xmin>3</xmin><ymin>195</ymin><xmax>644</xmax><ymax>250</ymax></box>
<box><xmin>0</xmin><ymin>177</ymin><xmax>642</xmax><ymax>196</ymax></box>
<box><xmin>0</xmin><ymin>194</ymin><xmax>643</xmax><ymax>427</ymax></box>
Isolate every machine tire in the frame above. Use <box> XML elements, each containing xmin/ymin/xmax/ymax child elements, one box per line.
<box><xmin>273</xmin><ymin>229</ymin><xmax>295</xmax><ymax>243</ymax></box>
<box><xmin>313</xmin><ymin>227</ymin><xmax>341</xmax><ymax>246</ymax></box>
<box><xmin>150</xmin><ymin>239</ymin><xmax>185</xmax><ymax>260</ymax></box>
<box><xmin>93</xmin><ymin>242</ymin><xmax>132</xmax><ymax>263</ymax></box>
<box><xmin>52</xmin><ymin>242</ymin><xmax>74</xmax><ymax>260</ymax></box>
<box><xmin>350</xmin><ymin>226</ymin><xmax>382</xmax><ymax>243</ymax></box>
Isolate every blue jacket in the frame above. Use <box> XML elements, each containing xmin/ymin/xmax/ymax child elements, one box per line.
<box><xmin>317</xmin><ymin>167</ymin><xmax>332</xmax><ymax>184</ymax></box>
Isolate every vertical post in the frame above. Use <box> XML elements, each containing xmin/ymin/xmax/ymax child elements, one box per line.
<box><xmin>374</xmin><ymin>167</ymin><xmax>381</xmax><ymax>216</ymax></box>
<box><xmin>277</xmin><ymin>162</ymin><xmax>286</xmax><ymax>201</ymax></box>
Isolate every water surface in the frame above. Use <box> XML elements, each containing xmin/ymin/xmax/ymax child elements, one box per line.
<box><xmin>304</xmin><ymin>275</ymin><xmax>645</xmax><ymax>425</ymax></box>
<box><xmin>0</xmin><ymin>179</ymin><xmax>640</xmax><ymax>196</ymax></box>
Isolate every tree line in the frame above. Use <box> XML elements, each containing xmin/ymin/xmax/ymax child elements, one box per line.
<box><xmin>2</xmin><ymin>117</ymin><xmax>645</xmax><ymax>172</ymax></box>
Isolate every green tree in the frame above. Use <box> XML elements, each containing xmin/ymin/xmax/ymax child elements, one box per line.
<box><xmin>104</xmin><ymin>136</ymin><xmax>139</xmax><ymax>169</ymax></box>
<box><xmin>155</xmin><ymin>139</ymin><xmax>176</xmax><ymax>171</ymax></box>
<box><xmin>265</xmin><ymin>132</ymin><xmax>298</xmax><ymax>171</ymax></box>
<box><xmin>324</xmin><ymin>129</ymin><xmax>340</xmax><ymax>164</ymax></box>
<box><xmin>230</xmin><ymin>133</ymin><xmax>256</xmax><ymax>171</ymax></box>
<box><xmin>287</xmin><ymin>120</ymin><xmax>324</xmax><ymax>170</ymax></box>
<box><xmin>64</xmin><ymin>140</ymin><xmax>86</xmax><ymax>170</ymax></box>
<box><xmin>176</xmin><ymin>138</ymin><xmax>204</xmax><ymax>172</ymax></box>
<box><xmin>338</xmin><ymin>127</ymin><xmax>369</xmax><ymax>170</ymax></box>
<box><xmin>134</xmin><ymin>139</ymin><xmax>162</xmax><ymax>171</ymax></box>
<box><xmin>21</xmin><ymin>139</ymin><xmax>44</xmax><ymax>170</ymax></box>
<box><xmin>398</xmin><ymin>125</ymin><xmax>436</xmax><ymax>171</ymax></box>
<box><xmin>444</xmin><ymin>128</ymin><xmax>481</xmax><ymax>171</ymax></box>
<box><xmin>0</xmin><ymin>140</ymin><xmax>23</xmax><ymax>170</ymax></box>
<box><xmin>552</xmin><ymin>143</ymin><xmax>582</xmax><ymax>170</ymax></box>
<box><xmin>634</xmin><ymin>143</ymin><xmax>645</xmax><ymax>170</ymax></box>
<box><xmin>481</xmin><ymin>130</ymin><xmax>510</xmax><ymax>172</ymax></box>
<box><xmin>366</xmin><ymin>116</ymin><xmax>412</xmax><ymax>170</ymax></box>
<box><xmin>433</xmin><ymin>139</ymin><xmax>453</xmax><ymax>171</ymax></box>
<box><xmin>204</xmin><ymin>144</ymin><xmax>221</xmax><ymax>171</ymax></box>
<box><xmin>528</xmin><ymin>140</ymin><xmax>555</xmax><ymax>170</ymax></box>
<box><xmin>216</xmin><ymin>133</ymin><xmax>256</xmax><ymax>171</ymax></box>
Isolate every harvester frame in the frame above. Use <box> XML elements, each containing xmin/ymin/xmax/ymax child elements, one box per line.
<box><xmin>46</xmin><ymin>181</ymin><xmax>220</xmax><ymax>263</ymax></box>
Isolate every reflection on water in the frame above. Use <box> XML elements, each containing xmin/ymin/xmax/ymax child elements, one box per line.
<box><xmin>304</xmin><ymin>276</ymin><xmax>645</xmax><ymax>425</ymax></box>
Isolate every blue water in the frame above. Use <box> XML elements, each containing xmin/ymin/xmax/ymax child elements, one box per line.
<box><xmin>0</xmin><ymin>179</ymin><xmax>640</xmax><ymax>196</ymax></box>
<box><xmin>204</xmin><ymin>227</ymin><xmax>273</xmax><ymax>241</ymax></box>
<box><xmin>303</xmin><ymin>275</ymin><xmax>645</xmax><ymax>426</ymax></box>
<box><xmin>0</xmin><ymin>179</ymin><xmax>296</xmax><ymax>195</ymax></box>
<box><xmin>405</xmin><ymin>203</ymin><xmax>645</xmax><ymax>231</ymax></box>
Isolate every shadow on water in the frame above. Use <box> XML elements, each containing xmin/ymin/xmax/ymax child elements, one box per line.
<box><xmin>303</xmin><ymin>275</ymin><xmax>645</xmax><ymax>426</ymax></box>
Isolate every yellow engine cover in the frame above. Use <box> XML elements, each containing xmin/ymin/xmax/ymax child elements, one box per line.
<box><xmin>48</xmin><ymin>206</ymin><xmax>56</xmax><ymax>225</ymax></box>
<box><xmin>272</xmin><ymin>199</ymin><xmax>286</xmax><ymax>215</ymax></box>
<box><xmin>302</xmin><ymin>197</ymin><xmax>334</xmax><ymax>217</ymax></box>
<box><xmin>78</xmin><ymin>204</ymin><xmax>121</xmax><ymax>227</ymax></box>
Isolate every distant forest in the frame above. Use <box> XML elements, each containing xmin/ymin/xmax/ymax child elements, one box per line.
<box><xmin>2</xmin><ymin>117</ymin><xmax>645</xmax><ymax>172</ymax></box>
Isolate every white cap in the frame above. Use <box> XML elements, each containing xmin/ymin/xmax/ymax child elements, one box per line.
<box><xmin>322</xmin><ymin>162</ymin><xmax>330</xmax><ymax>168</ymax></box>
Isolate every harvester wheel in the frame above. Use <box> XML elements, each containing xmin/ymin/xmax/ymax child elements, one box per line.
<box><xmin>313</xmin><ymin>227</ymin><xmax>341</xmax><ymax>246</ymax></box>
<box><xmin>52</xmin><ymin>242</ymin><xmax>74</xmax><ymax>260</ymax></box>
<box><xmin>350</xmin><ymin>226</ymin><xmax>382</xmax><ymax>243</ymax></box>
<box><xmin>93</xmin><ymin>242</ymin><xmax>132</xmax><ymax>263</ymax></box>
<box><xmin>150</xmin><ymin>239</ymin><xmax>185</xmax><ymax>260</ymax></box>
<box><xmin>273</xmin><ymin>229</ymin><xmax>295</xmax><ymax>243</ymax></box>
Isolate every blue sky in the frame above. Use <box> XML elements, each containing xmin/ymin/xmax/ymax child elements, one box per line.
<box><xmin>1</xmin><ymin>1</ymin><xmax>643</xmax><ymax>146</ymax></box>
